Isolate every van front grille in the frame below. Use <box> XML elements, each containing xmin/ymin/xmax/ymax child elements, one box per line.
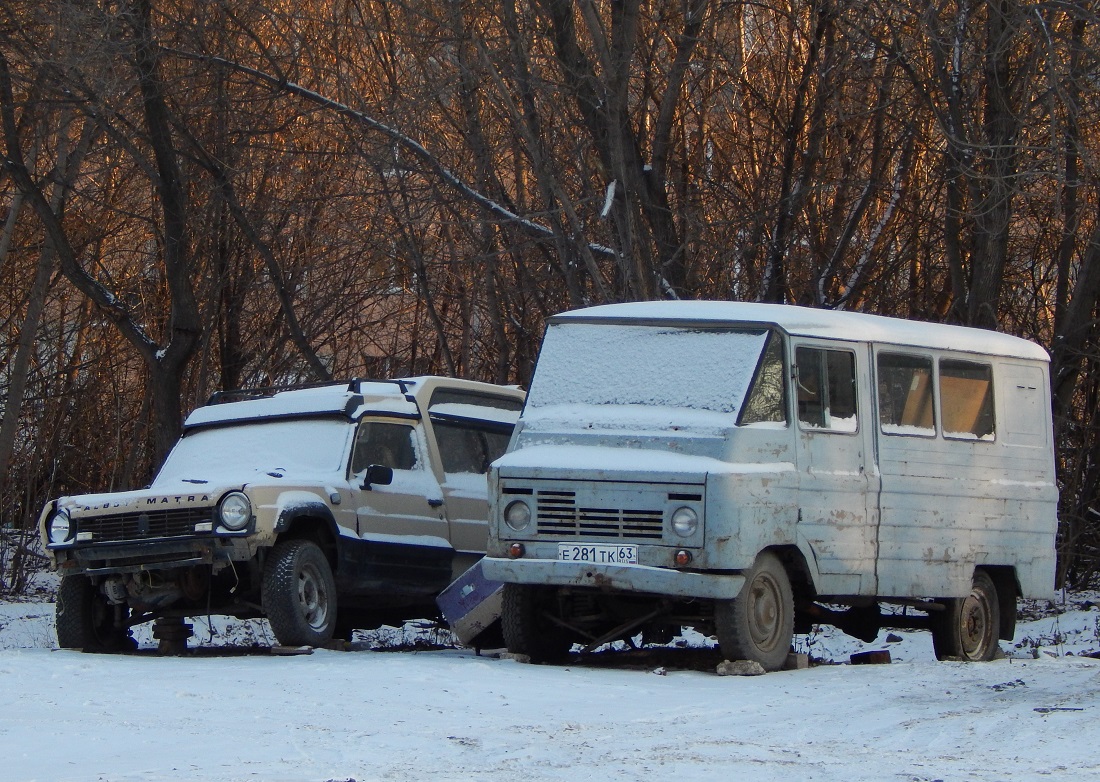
<box><xmin>536</xmin><ymin>491</ymin><xmax>664</xmax><ymax>540</ymax></box>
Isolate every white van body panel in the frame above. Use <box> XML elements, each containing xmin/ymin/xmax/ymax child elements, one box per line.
<box><xmin>485</xmin><ymin>302</ymin><xmax>1058</xmax><ymax>612</ymax></box>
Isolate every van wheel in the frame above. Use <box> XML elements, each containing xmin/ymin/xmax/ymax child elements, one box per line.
<box><xmin>55</xmin><ymin>575</ymin><xmax>133</xmax><ymax>652</ymax></box>
<box><xmin>714</xmin><ymin>551</ymin><xmax>794</xmax><ymax>671</ymax></box>
<box><xmin>931</xmin><ymin>569</ymin><xmax>1000</xmax><ymax>661</ymax></box>
<box><xmin>501</xmin><ymin>584</ymin><xmax>572</xmax><ymax>663</ymax></box>
<box><xmin>262</xmin><ymin>540</ymin><xmax>337</xmax><ymax>647</ymax></box>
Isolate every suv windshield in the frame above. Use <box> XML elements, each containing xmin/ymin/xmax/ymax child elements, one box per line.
<box><xmin>525</xmin><ymin>322</ymin><xmax>774</xmax><ymax>418</ymax></box>
<box><xmin>153</xmin><ymin>418</ymin><xmax>352</xmax><ymax>484</ymax></box>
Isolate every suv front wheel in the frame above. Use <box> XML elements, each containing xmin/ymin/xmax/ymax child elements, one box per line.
<box><xmin>55</xmin><ymin>574</ymin><xmax>134</xmax><ymax>652</ymax></box>
<box><xmin>262</xmin><ymin>539</ymin><xmax>337</xmax><ymax>647</ymax></box>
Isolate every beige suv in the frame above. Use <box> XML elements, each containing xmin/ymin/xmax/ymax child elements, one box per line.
<box><xmin>40</xmin><ymin>377</ymin><xmax>524</xmax><ymax>651</ymax></box>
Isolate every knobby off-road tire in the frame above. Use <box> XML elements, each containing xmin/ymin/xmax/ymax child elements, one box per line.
<box><xmin>501</xmin><ymin>583</ymin><xmax>572</xmax><ymax>663</ymax></box>
<box><xmin>931</xmin><ymin>569</ymin><xmax>1001</xmax><ymax>662</ymax></box>
<box><xmin>55</xmin><ymin>574</ymin><xmax>132</xmax><ymax>653</ymax></box>
<box><xmin>714</xmin><ymin>551</ymin><xmax>794</xmax><ymax>672</ymax></box>
<box><xmin>262</xmin><ymin>539</ymin><xmax>337</xmax><ymax>647</ymax></box>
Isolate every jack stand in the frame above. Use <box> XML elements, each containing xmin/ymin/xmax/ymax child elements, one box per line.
<box><xmin>153</xmin><ymin>616</ymin><xmax>193</xmax><ymax>655</ymax></box>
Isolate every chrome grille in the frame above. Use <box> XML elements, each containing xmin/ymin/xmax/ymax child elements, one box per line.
<box><xmin>536</xmin><ymin>490</ymin><xmax>664</xmax><ymax>540</ymax></box>
<box><xmin>77</xmin><ymin>507</ymin><xmax>213</xmax><ymax>543</ymax></box>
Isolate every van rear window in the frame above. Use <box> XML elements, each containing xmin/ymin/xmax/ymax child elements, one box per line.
<box><xmin>940</xmin><ymin>360</ymin><xmax>995</xmax><ymax>440</ymax></box>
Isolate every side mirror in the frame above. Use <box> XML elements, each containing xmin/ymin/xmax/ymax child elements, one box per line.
<box><xmin>362</xmin><ymin>464</ymin><xmax>394</xmax><ymax>490</ymax></box>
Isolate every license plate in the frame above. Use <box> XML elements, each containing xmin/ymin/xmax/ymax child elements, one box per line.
<box><xmin>557</xmin><ymin>543</ymin><xmax>638</xmax><ymax>564</ymax></box>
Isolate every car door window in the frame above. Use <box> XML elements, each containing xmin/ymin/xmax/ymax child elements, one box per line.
<box><xmin>350</xmin><ymin>421</ymin><xmax>418</xmax><ymax>474</ymax></box>
<box><xmin>796</xmin><ymin>347</ymin><xmax>858</xmax><ymax>432</ymax></box>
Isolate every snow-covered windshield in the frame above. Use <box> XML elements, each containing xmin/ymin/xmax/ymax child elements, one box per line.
<box><xmin>525</xmin><ymin>322</ymin><xmax>771</xmax><ymax>419</ymax></box>
<box><xmin>153</xmin><ymin>418</ymin><xmax>353</xmax><ymax>485</ymax></box>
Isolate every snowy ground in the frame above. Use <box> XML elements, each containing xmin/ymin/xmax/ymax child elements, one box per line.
<box><xmin>1</xmin><ymin>578</ymin><xmax>1098</xmax><ymax>782</ymax></box>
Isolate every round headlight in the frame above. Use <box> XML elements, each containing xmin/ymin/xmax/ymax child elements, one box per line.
<box><xmin>504</xmin><ymin>500</ymin><xmax>532</xmax><ymax>532</ymax></box>
<box><xmin>218</xmin><ymin>492</ymin><xmax>252</xmax><ymax>531</ymax></box>
<box><xmin>670</xmin><ymin>506</ymin><xmax>698</xmax><ymax>537</ymax></box>
<box><xmin>48</xmin><ymin>509</ymin><xmax>73</xmax><ymax>544</ymax></box>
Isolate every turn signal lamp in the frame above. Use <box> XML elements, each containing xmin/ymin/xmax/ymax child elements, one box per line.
<box><xmin>509</xmin><ymin>542</ymin><xmax>526</xmax><ymax>559</ymax></box>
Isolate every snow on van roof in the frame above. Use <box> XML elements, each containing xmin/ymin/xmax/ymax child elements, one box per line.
<box><xmin>553</xmin><ymin>301</ymin><xmax>1049</xmax><ymax>361</ymax></box>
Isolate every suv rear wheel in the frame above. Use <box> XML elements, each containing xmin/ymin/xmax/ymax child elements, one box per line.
<box><xmin>262</xmin><ymin>539</ymin><xmax>337</xmax><ymax>647</ymax></box>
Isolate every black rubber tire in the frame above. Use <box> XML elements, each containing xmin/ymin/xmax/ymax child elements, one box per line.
<box><xmin>262</xmin><ymin>539</ymin><xmax>337</xmax><ymax>647</ymax></box>
<box><xmin>501</xmin><ymin>583</ymin><xmax>572</xmax><ymax>663</ymax></box>
<box><xmin>55</xmin><ymin>575</ymin><xmax>132</xmax><ymax>653</ymax></box>
<box><xmin>931</xmin><ymin>569</ymin><xmax>1001</xmax><ymax>661</ymax></box>
<box><xmin>714</xmin><ymin>551</ymin><xmax>794</xmax><ymax>671</ymax></box>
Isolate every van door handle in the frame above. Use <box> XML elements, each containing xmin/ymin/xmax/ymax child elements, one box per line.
<box><xmin>428</xmin><ymin>498</ymin><xmax>444</xmax><ymax>507</ymax></box>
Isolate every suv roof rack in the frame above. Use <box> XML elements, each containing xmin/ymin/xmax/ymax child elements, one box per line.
<box><xmin>347</xmin><ymin>378</ymin><xmax>417</xmax><ymax>395</ymax></box>
<box><xmin>205</xmin><ymin>378</ymin><xmax>417</xmax><ymax>406</ymax></box>
<box><xmin>205</xmin><ymin>380</ymin><xmax>343</xmax><ymax>405</ymax></box>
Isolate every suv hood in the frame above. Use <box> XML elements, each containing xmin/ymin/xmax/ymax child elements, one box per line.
<box><xmin>54</xmin><ymin>481</ymin><xmax>245</xmax><ymax>517</ymax></box>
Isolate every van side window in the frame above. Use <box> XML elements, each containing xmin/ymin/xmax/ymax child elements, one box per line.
<box><xmin>796</xmin><ymin>347</ymin><xmax>857</xmax><ymax>432</ymax></box>
<box><xmin>350</xmin><ymin>422</ymin><xmax>419</xmax><ymax>473</ymax></box>
<box><xmin>739</xmin><ymin>332</ymin><xmax>787</xmax><ymax>425</ymax></box>
<box><xmin>877</xmin><ymin>353</ymin><xmax>935</xmax><ymax>436</ymax></box>
<box><xmin>940</xmin><ymin>360</ymin><xmax>995</xmax><ymax>440</ymax></box>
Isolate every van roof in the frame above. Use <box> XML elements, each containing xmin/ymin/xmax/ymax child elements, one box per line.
<box><xmin>552</xmin><ymin>301</ymin><xmax>1049</xmax><ymax>361</ymax></box>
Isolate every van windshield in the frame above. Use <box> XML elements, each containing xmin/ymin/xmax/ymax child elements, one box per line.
<box><xmin>525</xmin><ymin>322</ymin><xmax>778</xmax><ymax>421</ymax></box>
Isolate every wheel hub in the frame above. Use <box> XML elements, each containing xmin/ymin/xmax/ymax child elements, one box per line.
<box><xmin>298</xmin><ymin>564</ymin><xmax>329</xmax><ymax>630</ymax></box>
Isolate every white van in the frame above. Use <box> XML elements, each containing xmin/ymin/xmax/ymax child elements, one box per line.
<box><xmin>482</xmin><ymin>302</ymin><xmax>1057</xmax><ymax>669</ymax></box>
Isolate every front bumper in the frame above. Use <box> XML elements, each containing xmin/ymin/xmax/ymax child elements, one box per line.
<box><xmin>51</xmin><ymin>535</ymin><xmax>252</xmax><ymax>576</ymax></box>
<box><xmin>481</xmin><ymin>556</ymin><xmax>745</xmax><ymax>600</ymax></box>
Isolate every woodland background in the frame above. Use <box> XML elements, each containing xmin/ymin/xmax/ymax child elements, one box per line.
<box><xmin>2</xmin><ymin>0</ymin><xmax>1099</xmax><ymax>591</ymax></box>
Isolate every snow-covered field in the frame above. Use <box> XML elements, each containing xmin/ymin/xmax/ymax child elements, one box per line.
<box><xmin>1</xmin><ymin>580</ymin><xmax>1098</xmax><ymax>782</ymax></box>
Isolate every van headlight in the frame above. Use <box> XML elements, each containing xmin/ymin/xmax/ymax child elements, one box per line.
<box><xmin>47</xmin><ymin>509</ymin><xmax>73</xmax><ymax>544</ymax></box>
<box><xmin>671</xmin><ymin>507</ymin><xmax>698</xmax><ymax>537</ymax></box>
<box><xmin>218</xmin><ymin>492</ymin><xmax>252</xmax><ymax>531</ymax></box>
<box><xmin>504</xmin><ymin>500</ymin><xmax>532</xmax><ymax>532</ymax></box>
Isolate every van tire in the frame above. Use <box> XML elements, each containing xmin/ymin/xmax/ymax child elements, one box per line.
<box><xmin>55</xmin><ymin>575</ymin><xmax>133</xmax><ymax>653</ymax></box>
<box><xmin>715</xmin><ymin>551</ymin><xmax>794</xmax><ymax>672</ymax></box>
<box><xmin>501</xmin><ymin>584</ymin><xmax>571</xmax><ymax>663</ymax></box>
<box><xmin>262</xmin><ymin>539</ymin><xmax>337</xmax><ymax>647</ymax></box>
<box><xmin>931</xmin><ymin>569</ymin><xmax>1001</xmax><ymax>661</ymax></box>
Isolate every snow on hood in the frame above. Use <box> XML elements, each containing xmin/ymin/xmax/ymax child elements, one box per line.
<box><xmin>520</xmin><ymin>403</ymin><xmax>734</xmax><ymax>435</ymax></box>
<box><xmin>156</xmin><ymin>419</ymin><xmax>353</xmax><ymax>485</ymax></box>
<box><xmin>495</xmin><ymin>443</ymin><xmax>792</xmax><ymax>479</ymax></box>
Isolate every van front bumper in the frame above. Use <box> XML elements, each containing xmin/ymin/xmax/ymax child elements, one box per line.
<box><xmin>481</xmin><ymin>556</ymin><xmax>745</xmax><ymax>600</ymax></box>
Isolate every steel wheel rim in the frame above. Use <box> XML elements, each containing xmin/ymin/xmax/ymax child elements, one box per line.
<box><xmin>959</xmin><ymin>588</ymin><xmax>994</xmax><ymax>660</ymax></box>
<box><xmin>297</xmin><ymin>562</ymin><xmax>329</xmax><ymax>631</ymax></box>
<box><xmin>748</xmin><ymin>571</ymin><xmax>783</xmax><ymax>652</ymax></box>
